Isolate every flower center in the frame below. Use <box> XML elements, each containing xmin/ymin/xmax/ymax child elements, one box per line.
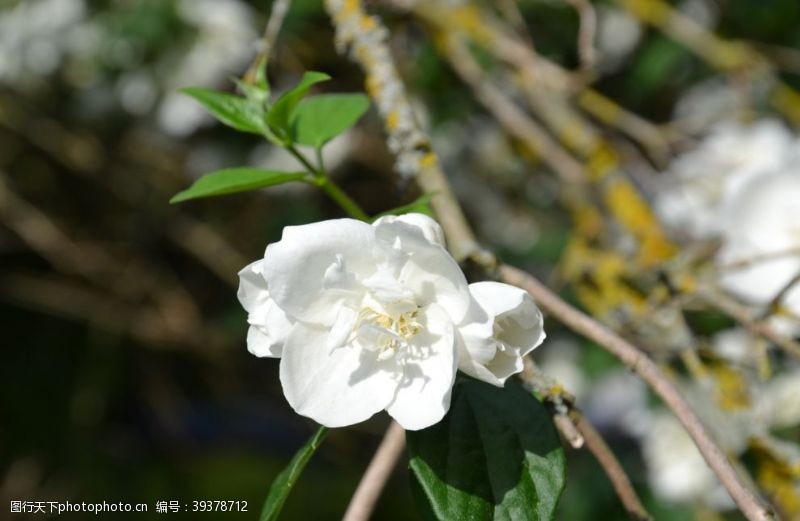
<box><xmin>356</xmin><ymin>306</ymin><xmax>423</xmax><ymax>360</ymax></box>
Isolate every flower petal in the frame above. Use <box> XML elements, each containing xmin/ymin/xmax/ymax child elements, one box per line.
<box><xmin>247</xmin><ymin>325</ymin><xmax>283</xmax><ymax>358</ymax></box>
<box><xmin>279</xmin><ymin>323</ymin><xmax>396</xmax><ymax>427</ymax></box>
<box><xmin>386</xmin><ymin>303</ymin><xmax>457</xmax><ymax>430</ymax></box>
<box><xmin>263</xmin><ymin>219</ymin><xmax>376</xmax><ymax>325</ymax></box>
<box><xmin>372</xmin><ymin>213</ymin><xmax>446</xmax><ymax>247</ymax></box>
<box><xmin>239</xmin><ymin>260</ymin><xmax>294</xmax><ymax>357</ymax></box>
<box><xmin>469</xmin><ymin>281</ymin><xmax>546</xmax><ymax>356</ymax></box>
<box><xmin>397</xmin><ymin>244</ymin><xmax>471</xmax><ymax>323</ymax></box>
<box><xmin>237</xmin><ymin>260</ymin><xmax>269</xmax><ymax>312</ymax></box>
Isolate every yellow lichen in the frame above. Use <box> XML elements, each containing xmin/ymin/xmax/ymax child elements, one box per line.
<box><xmin>603</xmin><ymin>179</ymin><xmax>677</xmax><ymax>266</ymax></box>
<box><xmin>420</xmin><ymin>152</ymin><xmax>438</xmax><ymax>169</ymax></box>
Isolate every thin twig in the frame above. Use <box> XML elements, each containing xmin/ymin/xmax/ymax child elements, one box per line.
<box><xmin>520</xmin><ymin>357</ymin><xmax>653</xmax><ymax>519</ymax></box>
<box><xmin>565</xmin><ymin>0</ymin><xmax>598</xmax><ymax>74</ymax></box>
<box><xmin>342</xmin><ymin>422</ymin><xmax>406</xmax><ymax>521</ymax></box>
<box><xmin>763</xmin><ymin>270</ymin><xmax>800</xmax><ymax>318</ymax></box>
<box><xmin>570</xmin><ymin>410</ymin><xmax>652</xmax><ymax>521</ymax></box>
<box><xmin>694</xmin><ymin>285</ymin><xmax>800</xmax><ymax>359</ymax></box>
<box><xmin>499</xmin><ymin>264</ymin><xmax>774</xmax><ymax>521</ymax></box>
<box><xmin>244</xmin><ymin>0</ymin><xmax>292</xmax><ymax>83</ymax></box>
<box><xmin>442</xmin><ymin>34</ymin><xmax>587</xmax><ymax>185</ymax></box>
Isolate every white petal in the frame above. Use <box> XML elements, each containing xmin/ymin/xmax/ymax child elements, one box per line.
<box><xmin>237</xmin><ymin>260</ymin><xmax>269</xmax><ymax>312</ymax></box>
<box><xmin>469</xmin><ymin>281</ymin><xmax>546</xmax><ymax>356</ymax></box>
<box><xmin>485</xmin><ymin>351</ymin><xmax>525</xmax><ymax>382</ymax></box>
<box><xmin>457</xmin><ymin>296</ymin><xmax>495</xmax><ymax>366</ymax></box>
<box><xmin>239</xmin><ymin>260</ymin><xmax>294</xmax><ymax>357</ymax></box>
<box><xmin>263</xmin><ymin>219</ymin><xmax>376</xmax><ymax>325</ymax></box>
<box><xmin>247</xmin><ymin>325</ymin><xmax>283</xmax><ymax>358</ymax></box>
<box><xmin>327</xmin><ymin>306</ymin><xmax>359</xmax><ymax>351</ymax></box>
<box><xmin>279</xmin><ymin>323</ymin><xmax>396</xmax><ymax>427</ymax></box>
<box><xmin>247</xmin><ymin>298</ymin><xmax>294</xmax><ymax>357</ymax></box>
<box><xmin>386</xmin><ymin>304</ymin><xmax>457</xmax><ymax>430</ymax></box>
<box><xmin>372</xmin><ymin>213</ymin><xmax>446</xmax><ymax>247</ymax></box>
<box><xmin>396</xmin><ymin>243</ymin><xmax>471</xmax><ymax>323</ymax></box>
<box><xmin>456</xmin><ymin>336</ymin><xmax>503</xmax><ymax>387</ymax></box>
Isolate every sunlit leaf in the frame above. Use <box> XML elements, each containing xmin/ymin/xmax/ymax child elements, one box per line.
<box><xmin>170</xmin><ymin>168</ymin><xmax>308</xmax><ymax>203</ymax></box>
<box><xmin>291</xmin><ymin>93</ymin><xmax>370</xmax><ymax>148</ymax></box>
<box><xmin>407</xmin><ymin>378</ymin><xmax>565</xmax><ymax>521</ymax></box>
<box><xmin>266</xmin><ymin>71</ymin><xmax>331</xmax><ymax>139</ymax></box>
<box><xmin>180</xmin><ymin>87</ymin><xmax>267</xmax><ymax>135</ymax></box>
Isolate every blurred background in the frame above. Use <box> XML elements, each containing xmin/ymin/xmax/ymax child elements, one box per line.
<box><xmin>2</xmin><ymin>0</ymin><xmax>800</xmax><ymax>519</ymax></box>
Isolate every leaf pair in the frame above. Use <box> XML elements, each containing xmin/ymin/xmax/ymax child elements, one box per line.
<box><xmin>171</xmin><ymin>71</ymin><xmax>370</xmax><ymax>204</ymax></box>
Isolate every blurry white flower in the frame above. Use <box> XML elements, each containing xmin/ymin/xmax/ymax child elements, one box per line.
<box><xmin>655</xmin><ymin>119</ymin><xmax>795</xmax><ymax>239</ymax></box>
<box><xmin>535</xmin><ymin>337</ymin><xmax>588</xmax><ymax>400</ymax></box>
<box><xmin>584</xmin><ymin>370</ymin><xmax>647</xmax><ymax>431</ymax></box>
<box><xmin>760</xmin><ymin>369</ymin><xmax>800</xmax><ymax>429</ymax></box>
<box><xmin>711</xmin><ymin>328</ymin><xmax>754</xmax><ymax>364</ymax></box>
<box><xmin>157</xmin><ymin>0</ymin><xmax>257</xmax><ymax>136</ymax></box>
<box><xmin>237</xmin><ymin>214</ymin><xmax>545</xmax><ymax>429</ymax></box>
<box><xmin>596</xmin><ymin>7</ymin><xmax>641</xmax><ymax>73</ymax></box>
<box><xmin>673</xmin><ymin>78</ymin><xmax>743</xmax><ymax>132</ymax></box>
<box><xmin>656</xmin><ymin>119</ymin><xmax>800</xmax><ymax>332</ymax></box>
<box><xmin>641</xmin><ymin>412</ymin><xmax>732</xmax><ymax>508</ymax></box>
<box><xmin>0</xmin><ymin>0</ymin><xmax>87</xmax><ymax>84</ymax></box>
<box><xmin>116</xmin><ymin>71</ymin><xmax>158</xmax><ymax>116</ymax></box>
<box><xmin>716</xmin><ymin>171</ymin><xmax>800</xmax><ymax>329</ymax></box>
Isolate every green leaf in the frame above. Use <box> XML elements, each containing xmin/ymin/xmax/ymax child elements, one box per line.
<box><xmin>373</xmin><ymin>193</ymin><xmax>436</xmax><ymax>220</ymax></box>
<box><xmin>260</xmin><ymin>426</ymin><xmax>329</xmax><ymax>521</ymax></box>
<box><xmin>267</xmin><ymin>71</ymin><xmax>331</xmax><ymax>138</ymax></box>
<box><xmin>407</xmin><ymin>378</ymin><xmax>566</xmax><ymax>521</ymax></box>
<box><xmin>290</xmin><ymin>93</ymin><xmax>370</xmax><ymax>148</ymax></box>
<box><xmin>181</xmin><ymin>87</ymin><xmax>267</xmax><ymax>135</ymax></box>
<box><xmin>170</xmin><ymin>168</ymin><xmax>308</xmax><ymax>203</ymax></box>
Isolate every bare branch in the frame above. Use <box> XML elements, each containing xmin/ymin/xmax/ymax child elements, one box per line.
<box><xmin>244</xmin><ymin>0</ymin><xmax>292</xmax><ymax>83</ymax></box>
<box><xmin>570</xmin><ymin>410</ymin><xmax>653</xmax><ymax>521</ymax></box>
<box><xmin>565</xmin><ymin>0</ymin><xmax>598</xmax><ymax>73</ymax></box>
<box><xmin>343</xmin><ymin>422</ymin><xmax>406</xmax><ymax>521</ymax></box>
<box><xmin>500</xmin><ymin>264</ymin><xmax>775</xmax><ymax>521</ymax></box>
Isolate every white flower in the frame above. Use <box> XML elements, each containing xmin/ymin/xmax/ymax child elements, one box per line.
<box><xmin>716</xmin><ymin>171</ymin><xmax>800</xmax><ymax>326</ymax></box>
<box><xmin>237</xmin><ymin>213</ymin><xmax>545</xmax><ymax>430</ymax></box>
<box><xmin>655</xmin><ymin>119</ymin><xmax>795</xmax><ymax>239</ymax></box>
<box><xmin>655</xmin><ymin>119</ymin><xmax>800</xmax><ymax>333</ymax></box>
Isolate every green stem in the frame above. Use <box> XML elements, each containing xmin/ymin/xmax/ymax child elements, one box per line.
<box><xmin>316</xmin><ymin>177</ymin><xmax>371</xmax><ymax>221</ymax></box>
<box><xmin>287</xmin><ymin>143</ymin><xmax>370</xmax><ymax>221</ymax></box>
<box><xmin>286</xmin><ymin>145</ymin><xmax>319</xmax><ymax>177</ymax></box>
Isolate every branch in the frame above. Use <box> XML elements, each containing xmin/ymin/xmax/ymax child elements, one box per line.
<box><xmin>342</xmin><ymin>421</ymin><xmax>406</xmax><ymax>521</ymax></box>
<box><xmin>521</xmin><ymin>357</ymin><xmax>653</xmax><ymax>520</ymax></box>
<box><xmin>324</xmin><ymin>1</ymin><xmax>773</xmax><ymax>519</ymax></box>
<box><xmin>324</xmin><ymin>0</ymin><xmax>479</xmax><ymax>261</ymax></box>
<box><xmin>693</xmin><ymin>285</ymin><xmax>800</xmax><ymax>359</ymax></box>
<box><xmin>499</xmin><ymin>264</ymin><xmax>774</xmax><ymax>521</ymax></box>
<box><xmin>565</xmin><ymin>0</ymin><xmax>598</xmax><ymax>74</ymax></box>
<box><xmin>441</xmin><ymin>34</ymin><xmax>587</xmax><ymax>185</ymax></box>
<box><xmin>570</xmin><ymin>410</ymin><xmax>652</xmax><ymax>521</ymax></box>
<box><xmin>244</xmin><ymin>0</ymin><xmax>292</xmax><ymax>83</ymax></box>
